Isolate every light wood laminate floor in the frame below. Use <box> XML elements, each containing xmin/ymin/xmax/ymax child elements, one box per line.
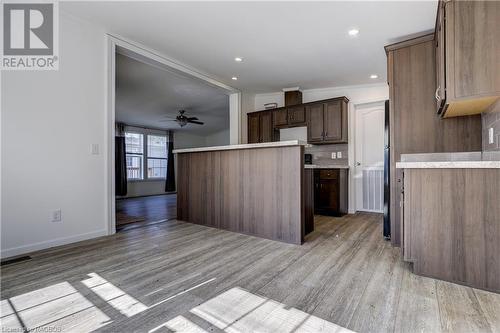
<box><xmin>1</xmin><ymin>213</ymin><xmax>499</xmax><ymax>333</ymax></box>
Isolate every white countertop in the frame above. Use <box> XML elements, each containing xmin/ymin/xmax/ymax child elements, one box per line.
<box><xmin>396</xmin><ymin>152</ymin><xmax>500</xmax><ymax>169</ymax></box>
<box><xmin>173</xmin><ymin>140</ymin><xmax>306</xmax><ymax>154</ymax></box>
<box><xmin>396</xmin><ymin>161</ymin><xmax>500</xmax><ymax>169</ymax></box>
<box><xmin>305</xmin><ymin>164</ymin><xmax>349</xmax><ymax>169</ymax></box>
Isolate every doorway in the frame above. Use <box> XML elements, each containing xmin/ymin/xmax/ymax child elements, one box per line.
<box><xmin>106</xmin><ymin>36</ymin><xmax>240</xmax><ymax>234</ymax></box>
<box><xmin>354</xmin><ymin>102</ymin><xmax>385</xmax><ymax>213</ymax></box>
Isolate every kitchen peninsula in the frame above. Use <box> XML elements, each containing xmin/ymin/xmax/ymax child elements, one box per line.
<box><xmin>174</xmin><ymin>140</ymin><xmax>313</xmax><ymax>245</ymax></box>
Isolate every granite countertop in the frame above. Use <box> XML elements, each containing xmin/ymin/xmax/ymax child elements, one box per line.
<box><xmin>305</xmin><ymin>164</ymin><xmax>349</xmax><ymax>169</ymax></box>
<box><xmin>396</xmin><ymin>152</ymin><xmax>500</xmax><ymax>169</ymax></box>
<box><xmin>173</xmin><ymin>140</ymin><xmax>306</xmax><ymax>154</ymax></box>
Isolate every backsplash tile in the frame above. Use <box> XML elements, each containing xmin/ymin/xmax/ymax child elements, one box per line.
<box><xmin>305</xmin><ymin>143</ymin><xmax>348</xmax><ymax>166</ymax></box>
<box><xmin>482</xmin><ymin>100</ymin><xmax>500</xmax><ymax>151</ymax></box>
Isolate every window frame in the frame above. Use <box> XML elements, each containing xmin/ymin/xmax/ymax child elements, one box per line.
<box><xmin>125</xmin><ymin>132</ymin><xmax>144</xmax><ymax>180</ymax></box>
<box><xmin>124</xmin><ymin>131</ymin><xmax>168</xmax><ymax>182</ymax></box>
<box><xmin>146</xmin><ymin>134</ymin><xmax>168</xmax><ymax>180</ymax></box>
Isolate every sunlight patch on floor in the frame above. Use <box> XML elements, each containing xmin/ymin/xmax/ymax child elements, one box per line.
<box><xmin>81</xmin><ymin>272</ymin><xmax>148</xmax><ymax>317</ymax></box>
<box><xmin>0</xmin><ymin>281</ymin><xmax>110</xmax><ymax>332</ymax></box>
<box><xmin>149</xmin><ymin>315</ymin><xmax>208</xmax><ymax>333</ymax></box>
<box><xmin>191</xmin><ymin>287</ymin><xmax>355</xmax><ymax>333</ymax></box>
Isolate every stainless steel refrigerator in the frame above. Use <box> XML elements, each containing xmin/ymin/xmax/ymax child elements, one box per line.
<box><xmin>383</xmin><ymin>100</ymin><xmax>391</xmax><ymax>239</ymax></box>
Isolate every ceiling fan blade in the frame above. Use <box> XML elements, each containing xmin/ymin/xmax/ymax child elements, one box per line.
<box><xmin>188</xmin><ymin>120</ymin><xmax>204</xmax><ymax>125</ymax></box>
<box><xmin>186</xmin><ymin>117</ymin><xmax>198</xmax><ymax>121</ymax></box>
<box><xmin>159</xmin><ymin>119</ymin><xmax>177</xmax><ymax>122</ymax></box>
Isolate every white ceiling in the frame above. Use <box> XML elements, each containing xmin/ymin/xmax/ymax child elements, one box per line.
<box><xmin>62</xmin><ymin>1</ymin><xmax>437</xmax><ymax>93</ymax></box>
<box><xmin>115</xmin><ymin>53</ymin><xmax>229</xmax><ymax>134</ymax></box>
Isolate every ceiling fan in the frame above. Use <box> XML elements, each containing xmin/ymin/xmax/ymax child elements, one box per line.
<box><xmin>161</xmin><ymin>110</ymin><xmax>204</xmax><ymax>127</ymax></box>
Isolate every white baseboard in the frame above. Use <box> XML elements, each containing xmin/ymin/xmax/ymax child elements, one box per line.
<box><xmin>0</xmin><ymin>229</ymin><xmax>109</xmax><ymax>259</ymax></box>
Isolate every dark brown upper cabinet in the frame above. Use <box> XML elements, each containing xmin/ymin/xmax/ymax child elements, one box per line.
<box><xmin>272</xmin><ymin>108</ymin><xmax>288</xmax><ymax>127</ymax></box>
<box><xmin>307</xmin><ymin>103</ymin><xmax>324</xmax><ymax>143</ymax></box>
<box><xmin>247</xmin><ymin>112</ymin><xmax>260</xmax><ymax>143</ymax></box>
<box><xmin>248</xmin><ymin>96</ymin><xmax>349</xmax><ymax>144</ymax></box>
<box><xmin>307</xmin><ymin>98</ymin><xmax>348</xmax><ymax>144</ymax></box>
<box><xmin>260</xmin><ymin>111</ymin><xmax>273</xmax><ymax>142</ymax></box>
<box><xmin>287</xmin><ymin>105</ymin><xmax>306</xmax><ymax>125</ymax></box>
<box><xmin>247</xmin><ymin>111</ymin><xmax>273</xmax><ymax>143</ymax></box>
<box><xmin>435</xmin><ymin>0</ymin><xmax>500</xmax><ymax>118</ymax></box>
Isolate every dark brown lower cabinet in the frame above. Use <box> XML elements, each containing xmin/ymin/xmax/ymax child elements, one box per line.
<box><xmin>304</xmin><ymin>169</ymin><xmax>314</xmax><ymax>235</ymax></box>
<box><xmin>314</xmin><ymin>169</ymin><xmax>348</xmax><ymax>216</ymax></box>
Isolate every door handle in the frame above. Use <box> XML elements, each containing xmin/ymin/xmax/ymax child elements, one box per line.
<box><xmin>435</xmin><ymin>86</ymin><xmax>441</xmax><ymax>101</ymax></box>
<box><xmin>356</xmin><ymin>162</ymin><xmax>361</xmax><ymax>166</ymax></box>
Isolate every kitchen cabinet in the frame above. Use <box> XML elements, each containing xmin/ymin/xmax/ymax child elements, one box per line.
<box><xmin>247</xmin><ymin>111</ymin><xmax>273</xmax><ymax>143</ymax></box>
<box><xmin>288</xmin><ymin>105</ymin><xmax>306</xmax><ymax>125</ymax></box>
<box><xmin>435</xmin><ymin>0</ymin><xmax>500</xmax><ymax>117</ymax></box>
<box><xmin>385</xmin><ymin>34</ymin><xmax>482</xmax><ymax>246</ymax></box>
<box><xmin>399</xmin><ymin>166</ymin><xmax>500</xmax><ymax>292</ymax></box>
<box><xmin>247</xmin><ymin>96</ymin><xmax>349</xmax><ymax>144</ymax></box>
<box><xmin>307</xmin><ymin>98</ymin><xmax>348</xmax><ymax>144</ymax></box>
<box><xmin>306</xmin><ymin>103</ymin><xmax>324</xmax><ymax>143</ymax></box>
<box><xmin>248</xmin><ymin>113</ymin><xmax>260</xmax><ymax>144</ymax></box>
<box><xmin>272</xmin><ymin>108</ymin><xmax>288</xmax><ymax>127</ymax></box>
<box><xmin>313</xmin><ymin>169</ymin><xmax>348</xmax><ymax>216</ymax></box>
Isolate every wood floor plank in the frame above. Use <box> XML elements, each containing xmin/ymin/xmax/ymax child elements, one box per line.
<box><xmin>1</xmin><ymin>213</ymin><xmax>499</xmax><ymax>333</ymax></box>
<box><xmin>436</xmin><ymin>280</ymin><xmax>493</xmax><ymax>333</ymax></box>
<box><xmin>394</xmin><ymin>266</ymin><xmax>442</xmax><ymax>333</ymax></box>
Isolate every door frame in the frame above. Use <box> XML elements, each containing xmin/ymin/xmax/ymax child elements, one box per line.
<box><xmin>105</xmin><ymin>34</ymin><xmax>240</xmax><ymax>235</ymax></box>
<box><xmin>353</xmin><ymin>100</ymin><xmax>385</xmax><ymax>213</ymax></box>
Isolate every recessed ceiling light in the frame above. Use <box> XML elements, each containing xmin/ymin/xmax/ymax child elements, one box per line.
<box><xmin>348</xmin><ymin>29</ymin><xmax>359</xmax><ymax>36</ymax></box>
<box><xmin>370</xmin><ymin>74</ymin><xmax>378</xmax><ymax>79</ymax></box>
<box><xmin>232</xmin><ymin>76</ymin><xmax>238</xmax><ymax>81</ymax></box>
<box><xmin>234</xmin><ymin>57</ymin><xmax>243</xmax><ymax>62</ymax></box>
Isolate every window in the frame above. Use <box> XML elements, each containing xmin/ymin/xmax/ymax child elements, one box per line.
<box><xmin>147</xmin><ymin>135</ymin><xmax>167</xmax><ymax>178</ymax></box>
<box><xmin>125</xmin><ymin>133</ymin><xmax>144</xmax><ymax>179</ymax></box>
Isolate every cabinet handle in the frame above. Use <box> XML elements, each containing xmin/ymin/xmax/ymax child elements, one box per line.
<box><xmin>435</xmin><ymin>86</ymin><xmax>441</xmax><ymax>101</ymax></box>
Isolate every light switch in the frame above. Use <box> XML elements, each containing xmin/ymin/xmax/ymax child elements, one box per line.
<box><xmin>51</xmin><ymin>209</ymin><xmax>62</xmax><ymax>223</ymax></box>
<box><xmin>331</xmin><ymin>152</ymin><xmax>337</xmax><ymax>159</ymax></box>
<box><xmin>489</xmin><ymin>128</ymin><xmax>495</xmax><ymax>144</ymax></box>
<box><xmin>337</xmin><ymin>151</ymin><xmax>342</xmax><ymax>159</ymax></box>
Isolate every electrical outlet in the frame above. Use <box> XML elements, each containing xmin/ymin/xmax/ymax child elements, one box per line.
<box><xmin>489</xmin><ymin>128</ymin><xmax>495</xmax><ymax>144</ymax></box>
<box><xmin>51</xmin><ymin>209</ymin><xmax>62</xmax><ymax>223</ymax></box>
<box><xmin>337</xmin><ymin>151</ymin><xmax>342</xmax><ymax>159</ymax></box>
<box><xmin>91</xmin><ymin>143</ymin><xmax>100</xmax><ymax>155</ymax></box>
<box><xmin>331</xmin><ymin>152</ymin><xmax>337</xmax><ymax>159</ymax></box>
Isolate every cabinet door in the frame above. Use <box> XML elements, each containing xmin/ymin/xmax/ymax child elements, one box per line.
<box><xmin>273</xmin><ymin>108</ymin><xmax>288</xmax><ymax>127</ymax></box>
<box><xmin>323</xmin><ymin>100</ymin><xmax>344</xmax><ymax>143</ymax></box>
<box><xmin>307</xmin><ymin>103</ymin><xmax>324</xmax><ymax>143</ymax></box>
<box><xmin>260</xmin><ymin>111</ymin><xmax>273</xmax><ymax>142</ymax></box>
<box><xmin>435</xmin><ymin>0</ymin><xmax>446</xmax><ymax>114</ymax></box>
<box><xmin>247</xmin><ymin>113</ymin><xmax>260</xmax><ymax>143</ymax></box>
<box><xmin>448</xmin><ymin>0</ymin><xmax>500</xmax><ymax>100</ymax></box>
<box><xmin>288</xmin><ymin>106</ymin><xmax>306</xmax><ymax>125</ymax></box>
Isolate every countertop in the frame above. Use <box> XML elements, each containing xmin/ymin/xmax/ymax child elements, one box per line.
<box><xmin>304</xmin><ymin>164</ymin><xmax>349</xmax><ymax>169</ymax></box>
<box><xmin>396</xmin><ymin>152</ymin><xmax>500</xmax><ymax>169</ymax></box>
<box><xmin>173</xmin><ymin>140</ymin><xmax>306</xmax><ymax>154</ymax></box>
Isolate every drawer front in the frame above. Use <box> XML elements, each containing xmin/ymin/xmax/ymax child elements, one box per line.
<box><xmin>319</xmin><ymin>169</ymin><xmax>339</xmax><ymax>180</ymax></box>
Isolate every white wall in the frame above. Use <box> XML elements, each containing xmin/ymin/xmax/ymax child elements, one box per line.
<box><xmin>254</xmin><ymin>83</ymin><xmax>388</xmax><ymax>111</ymax></box>
<box><xmin>251</xmin><ymin>83</ymin><xmax>389</xmax><ymax>214</ymax></box>
<box><xmin>205</xmin><ymin>129</ymin><xmax>229</xmax><ymax>147</ymax></box>
<box><xmin>1</xmin><ymin>14</ymin><xmax>107</xmax><ymax>258</ymax></box>
<box><xmin>240</xmin><ymin>92</ymin><xmax>256</xmax><ymax>144</ymax></box>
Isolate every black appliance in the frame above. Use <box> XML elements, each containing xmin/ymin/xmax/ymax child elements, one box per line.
<box><xmin>383</xmin><ymin>100</ymin><xmax>391</xmax><ymax>240</ymax></box>
<box><xmin>304</xmin><ymin>153</ymin><xmax>313</xmax><ymax>164</ymax></box>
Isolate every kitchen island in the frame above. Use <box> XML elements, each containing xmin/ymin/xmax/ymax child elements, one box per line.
<box><xmin>174</xmin><ymin>140</ymin><xmax>313</xmax><ymax>245</ymax></box>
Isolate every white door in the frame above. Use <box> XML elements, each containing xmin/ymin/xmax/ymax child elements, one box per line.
<box><xmin>355</xmin><ymin>103</ymin><xmax>385</xmax><ymax>213</ymax></box>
